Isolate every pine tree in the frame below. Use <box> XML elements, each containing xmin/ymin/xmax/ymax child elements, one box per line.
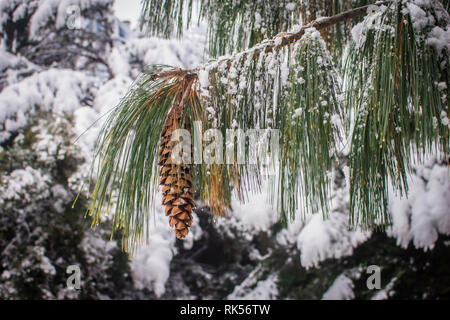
<box><xmin>0</xmin><ymin>0</ymin><xmax>114</xmax><ymax>75</ymax></box>
<box><xmin>86</xmin><ymin>0</ymin><xmax>449</xmax><ymax>252</ymax></box>
<box><xmin>0</xmin><ymin>0</ymin><xmax>140</xmax><ymax>299</ymax></box>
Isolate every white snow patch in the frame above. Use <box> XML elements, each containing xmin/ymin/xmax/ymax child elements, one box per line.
<box><xmin>229</xmin><ymin>183</ymin><xmax>279</xmax><ymax>233</ymax></box>
<box><xmin>322</xmin><ymin>274</ymin><xmax>354</xmax><ymax>300</ymax></box>
<box><xmin>228</xmin><ymin>267</ymin><xmax>278</xmax><ymax>300</ymax></box>
<box><xmin>388</xmin><ymin>159</ymin><xmax>450</xmax><ymax>251</ymax></box>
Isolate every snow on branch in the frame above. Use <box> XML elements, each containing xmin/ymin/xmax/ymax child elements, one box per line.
<box><xmin>146</xmin><ymin>1</ymin><xmax>391</xmax><ymax>81</ymax></box>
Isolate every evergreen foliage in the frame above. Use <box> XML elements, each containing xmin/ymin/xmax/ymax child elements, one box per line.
<box><xmin>345</xmin><ymin>2</ymin><xmax>449</xmax><ymax>228</ymax></box>
<box><xmin>88</xmin><ymin>0</ymin><xmax>449</xmax><ymax>251</ymax></box>
<box><xmin>0</xmin><ymin>0</ymin><xmax>449</xmax><ymax>300</ymax></box>
<box><xmin>140</xmin><ymin>0</ymin><xmax>376</xmax><ymax>59</ymax></box>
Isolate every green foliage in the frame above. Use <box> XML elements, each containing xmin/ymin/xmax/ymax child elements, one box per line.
<box><xmin>197</xmin><ymin>29</ymin><xmax>343</xmax><ymax>221</ymax></box>
<box><xmin>280</xmin><ymin>29</ymin><xmax>343</xmax><ymax>219</ymax></box>
<box><xmin>140</xmin><ymin>0</ymin><xmax>375</xmax><ymax>59</ymax></box>
<box><xmin>89</xmin><ymin>1</ymin><xmax>449</xmax><ymax>249</ymax></box>
<box><xmin>344</xmin><ymin>2</ymin><xmax>449</xmax><ymax>228</ymax></box>
<box><xmin>140</xmin><ymin>0</ymin><xmax>195</xmax><ymax>39</ymax></box>
<box><xmin>86</xmin><ymin>66</ymin><xmax>184</xmax><ymax>253</ymax></box>
<box><xmin>141</xmin><ymin>0</ymin><xmax>298</xmax><ymax>57</ymax></box>
<box><xmin>0</xmin><ymin>115</ymin><xmax>132</xmax><ymax>299</ymax></box>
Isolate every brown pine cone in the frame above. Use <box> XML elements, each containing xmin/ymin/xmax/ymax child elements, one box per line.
<box><xmin>158</xmin><ymin>106</ymin><xmax>195</xmax><ymax>239</ymax></box>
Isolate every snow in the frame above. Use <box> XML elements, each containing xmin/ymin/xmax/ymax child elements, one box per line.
<box><xmin>1</xmin><ymin>0</ymin><xmax>450</xmax><ymax>300</ymax></box>
<box><xmin>129</xmin><ymin>197</ymin><xmax>202</xmax><ymax>297</ymax></box>
<box><xmin>404</xmin><ymin>2</ymin><xmax>433</xmax><ymax>31</ymax></box>
<box><xmin>254</xmin><ymin>12</ymin><xmax>261</xmax><ymax>29</ymax></box>
<box><xmin>29</xmin><ymin>0</ymin><xmax>114</xmax><ymax>38</ymax></box>
<box><xmin>296</xmin><ymin>212</ymin><xmax>369</xmax><ymax>269</ymax></box>
<box><xmin>33</xmin><ymin>247</ymin><xmax>56</xmax><ymax>276</ymax></box>
<box><xmin>228</xmin><ymin>267</ymin><xmax>278</xmax><ymax>300</ymax></box>
<box><xmin>427</xmin><ymin>26</ymin><xmax>450</xmax><ymax>56</ymax></box>
<box><xmin>285</xmin><ymin>3</ymin><xmax>296</xmax><ymax>12</ymax></box>
<box><xmin>371</xmin><ymin>276</ymin><xmax>397</xmax><ymax>300</ymax></box>
<box><xmin>293</xmin><ymin>107</ymin><xmax>303</xmax><ymax>118</ymax></box>
<box><xmin>11</xmin><ymin>2</ymin><xmax>27</xmax><ymax>22</ymax></box>
<box><xmin>403</xmin><ymin>0</ymin><xmax>450</xmax><ymax>57</ymax></box>
<box><xmin>0</xmin><ymin>49</ymin><xmax>21</xmax><ymax>70</ymax></box>
<box><xmin>276</xmin><ymin>167</ymin><xmax>371</xmax><ymax>269</ymax></box>
<box><xmin>131</xmin><ymin>28</ymin><xmax>205</xmax><ymax>68</ymax></box>
<box><xmin>440</xmin><ymin>111</ymin><xmax>449</xmax><ymax>126</ymax></box>
<box><xmin>198</xmin><ymin>68</ymin><xmax>209</xmax><ymax>89</ymax></box>
<box><xmin>226</xmin><ymin>183</ymin><xmax>279</xmax><ymax>235</ymax></box>
<box><xmin>130</xmin><ymin>200</ymin><xmax>175</xmax><ymax>298</ymax></box>
<box><xmin>51</xmin><ymin>184</ymin><xmax>71</xmax><ymax>213</ymax></box>
<box><xmin>181</xmin><ymin>212</ymin><xmax>203</xmax><ymax>250</ymax></box>
<box><xmin>274</xmin><ymin>36</ymin><xmax>283</xmax><ymax>47</ymax></box>
<box><xmin>108</xmin><ymin>47</ymin><xmax>131</xmax><ymax>77</ymax></box>
<box><xmin>331</xmin><ymin>114</ymin><xmax>341</xmax><ymax>127</ymax></box>
<box><xmin>81</xmin><ymin>230</ymin><xmax>117</xmax><ymax>274</ymax></box>
<box><xmin>388</xmin><ymin>157</ymin><xmax>450</xmax><ymax>251</ymax></box>
<box><xmin>0</xmin><ymin>69</ymin><xmax>97</xmax><ymax>142</ymax></box>
<box><xmin>0</xmin><ymin>2</ymin><xmax>210</xmax><ymax>298</ymax></box>
<box><xmin>0</xmin><ymin>166</ymin><xmax>50</xmax><ymax>207</ymax></box>
<box><xmin>322</xmin><ymin>274</ymin><xmax>355</xmax><ymax>300</ymax></box>
<box><xmin>351</xmin><ymin>21</ymin><xmax>364</xmax><ymax>44</ymax></box>
<box><xmin>350</xmin><ymin>6</ymin><xmax>385</xmax><ymax>47</ymax></box>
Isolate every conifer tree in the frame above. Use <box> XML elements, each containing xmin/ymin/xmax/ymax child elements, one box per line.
<box><xmin>86</xmin><ymin>0</ymin><xmax>449</xmax><ymax>252</ymax></box>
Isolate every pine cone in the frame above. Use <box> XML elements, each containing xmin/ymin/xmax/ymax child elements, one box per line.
<box><xmin>159</xmin><ymin>107</ymin><xmax>195</xmax><ymax>239</ymax></box>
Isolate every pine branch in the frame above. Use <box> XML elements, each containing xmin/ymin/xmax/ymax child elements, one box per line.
<box><xmin>85</xmin><ymin>0</ymin><xmax>449</xmax><ymax>253</ymax></box>
<box><xmin>345</xmin><ymin>1</ymin><xmax>450</xmax><ymax>228</ymax></box>
<box><xmin>141</xmin><ymin>0</ymin><xmax>383</xmax><ymax>58</ymax></box>
<box><xmin>147</xmin><ymin>1</ymin><xmax>391</xmax><ymax>81</ymax></box>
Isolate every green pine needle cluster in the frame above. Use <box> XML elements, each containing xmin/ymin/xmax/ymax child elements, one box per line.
<box><xmin>140</xmin><ymin>0</ymin><xmax>376</xmax><ymax>59</ymax></box>
<box><xmin>84</xmin><ymin>1</ymin><xmax>449</xmax><ymax>251</ymax></box>
<box><xmin>86</xmin><ymin>66</ymin><xmax>201</xmax><ymax>253</ymax></box>
<box><xmin>344</xmin><ymin>2</ymin><xmax>449</xmax><ymax>228</ymax></box>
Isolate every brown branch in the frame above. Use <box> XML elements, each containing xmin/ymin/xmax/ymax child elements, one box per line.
<box><xmin>149</xmin><ymin>68</ymin><xmax>193</xmax><ymax>81</ymax></box>
<box><xmin>279</xmin><ymin>1</ymin><xmax>390</xmax><ymax>44</ymax></box>
<box><xmin>148</xmin><ymin>1</ymin><xmax>391</xmax><ymax>80</ymax></box>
